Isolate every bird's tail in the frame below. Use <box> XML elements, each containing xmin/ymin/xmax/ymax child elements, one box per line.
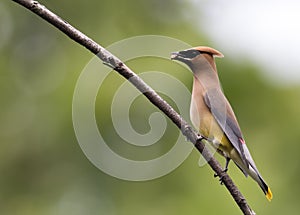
<box><xmin>257</xmin><ymin>174</ymin><xmax>273</xmax><ymax>201</ymax></box>
<box><xmin>241</xmin><ymin>144</ymin><xmax>273</xmax><ymax>201</ymax></box>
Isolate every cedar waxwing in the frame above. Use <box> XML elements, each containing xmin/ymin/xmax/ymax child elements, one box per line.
<box><xmin>171</xmin><ymin>46</ymin><xmax>273</xmax><ymax>201</ymax></box>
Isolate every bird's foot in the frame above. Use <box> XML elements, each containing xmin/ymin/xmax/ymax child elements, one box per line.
<box><xmin>213</xmin><ymin>166</ymin><xmax>228</xmax><ymax>177</ymax></box>
<box><xmin>214</xmin><ymin>168</ymin><xmax>228</xmax><ymax>185</ymax></box>
<box><xmin>214</xmin><ymin>173</ymin><xmax>224</xmax><ymax>185</ymax></box>
<box><xmin>196</xmin><ymin>134</ymin><xmax>208</xmax><ymax>142</ymax></box>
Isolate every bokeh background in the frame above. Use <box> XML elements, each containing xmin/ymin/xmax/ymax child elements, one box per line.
<box><xmin>1</xmin><ymin>0</ymin><xmax>300</xmax><ymax>214</ymax></box>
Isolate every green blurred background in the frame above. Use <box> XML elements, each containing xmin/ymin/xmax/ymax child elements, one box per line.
<box><xmin>1</xmin><ymin>0</ymin><xmax>300</xmax><ymax>214</ymax></box>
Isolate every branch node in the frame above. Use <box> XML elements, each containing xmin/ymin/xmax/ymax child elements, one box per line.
<box><xmin>116</xmin><ymin>62</ymin><xmax>124</xmax><ymax>70</ymax></box>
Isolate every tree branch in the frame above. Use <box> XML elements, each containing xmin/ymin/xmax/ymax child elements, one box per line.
<box><xmin>11</xmin><ymin>0</ymin><xmax>255</xmax><ymax>214</ymax></box>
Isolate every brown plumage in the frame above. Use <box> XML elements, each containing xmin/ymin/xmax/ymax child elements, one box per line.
<box><xmin>171</xmin><ymin>46</ymin><xmax>272</xmax><ymax>201</ymax></box>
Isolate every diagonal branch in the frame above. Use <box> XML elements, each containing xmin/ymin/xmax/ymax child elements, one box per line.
<box><xmin>11</xmin><ymin>0</ymin><xmax>255</xmax><ymax>214</ymax></box>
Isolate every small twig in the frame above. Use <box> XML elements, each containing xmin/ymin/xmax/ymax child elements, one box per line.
<box><xmin>11</xmin><ymin>1</ymin><xmax>255</xmax><ymax>214</ymax></box>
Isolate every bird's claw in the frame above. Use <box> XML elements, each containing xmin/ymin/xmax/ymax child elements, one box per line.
<box><xmin>214</xmin><ymin>167</ymin><xmax>228</xmax><ymax>177</ymax></box>
<box><xmin>214</xmin><ymin>168</ymin><xmax>228</xmax><ymax>185</ymax></box>
<box><xmin>219</xmin><ymin>177</ymin><xmax>224</xmax><ymax>185</ymax></box>
<box><xmin>197</xmin><ymin>134</ymin><xmax>208</xmax><ymax>143</ymax></box>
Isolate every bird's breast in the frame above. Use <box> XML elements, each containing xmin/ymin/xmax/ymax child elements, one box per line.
<box><xmin>190</xmin><ymin>90</ymin><xmax>233</xmax><ymax>155</ymax></box>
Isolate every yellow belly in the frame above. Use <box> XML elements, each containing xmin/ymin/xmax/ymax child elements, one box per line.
<box><xmin>199</xmin><ymin>115</ymin><xmax>234</xmax><ymax>158</ymax></box>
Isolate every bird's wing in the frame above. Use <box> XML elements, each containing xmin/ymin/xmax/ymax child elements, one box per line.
<box><xmin>204</xmin><ymin>88</ymin><xmax>249</xmax><ymax>169</ymax></box>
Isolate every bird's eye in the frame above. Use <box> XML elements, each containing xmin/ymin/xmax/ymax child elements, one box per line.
<box><xmin>181</xmin><ymin>50</ymin><xmax>201</xmax><ymax>59</ymax></box>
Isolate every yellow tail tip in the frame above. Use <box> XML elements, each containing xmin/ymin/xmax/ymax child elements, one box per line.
<box><xmin>266</xmin><ymin>187</ymin><xmax>273</xmax><ymax>201</ymax></box>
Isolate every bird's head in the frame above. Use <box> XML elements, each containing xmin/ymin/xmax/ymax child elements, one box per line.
<box><xmin>171</xmin><ymin>46</ymin><xmax>224</xmax><ymax>69</ymax></box>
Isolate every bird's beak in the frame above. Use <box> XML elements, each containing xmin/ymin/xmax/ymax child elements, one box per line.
<box><xmin>171</xmin><ymin>52</ymin><xmax>181</xmax><ymax>60</ymax></box>
<box><xmin>171</xmin><ymin>51</ymin><xmax>191</xmax><ymax>63</ymax></box>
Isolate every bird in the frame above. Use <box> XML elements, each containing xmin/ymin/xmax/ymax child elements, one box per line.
<box><xmin>171</xmin><ymin>46</ymin><xmax>273</xmax><ymax>201</ymax></box>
